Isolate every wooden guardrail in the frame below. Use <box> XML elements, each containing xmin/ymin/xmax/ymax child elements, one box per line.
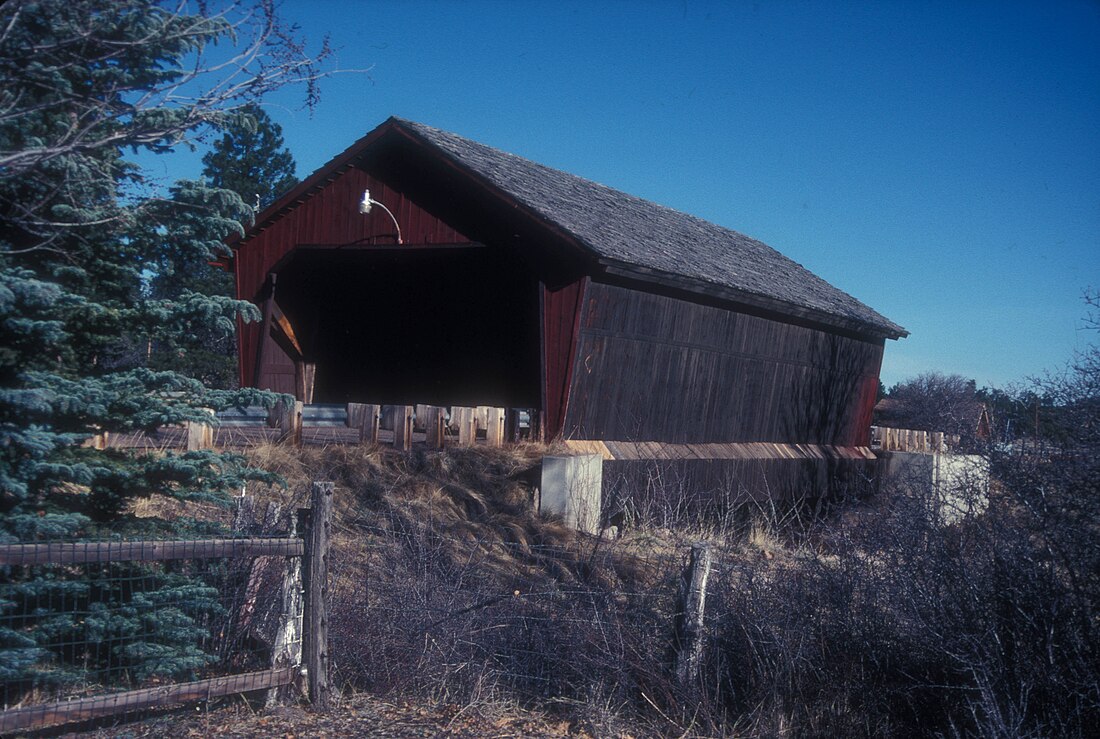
<box><xmin>91</xmin><ymin>404</ymin><xmax>539</xmax><ymax>452</ymax></box>
<box><xmin>872</xmin><ymin>426</ymin><xmax>954</xmax><ymax>453</ymax></box>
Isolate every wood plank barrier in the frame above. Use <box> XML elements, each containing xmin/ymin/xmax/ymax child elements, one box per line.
<box><xmin>347</xmin><ymin>403</ymin><xmax>380</xmax><ymax>444</ymax></box>
<box><xmin>83</xmin><ymin>430</ymin><xmax>109</xmax><ymax>450</ymax></box>
<box><xmin>269</xmin><ymin>400</ymin><xmax>303</xmax><ymax>446</ymax></box>
<box><xmin>452</xmin><ymin>406</ymin><xmax>478</xmax><ymax>446</ymax></box>
<box><xmin>424</xmin><ymin>406</ymin><xmax>447</xmax><ymax>450</ymax></box>
<box><xmin>475</xmin><ymin>406</ymin><xmax>490</xmax><ymax>432</ymax></box>
<box><xmin>414</xmin><ymin>404</ymin><xmax>433</xmax><ymax>433</ymax></box>
<box><xmin>0</xmin><ymin>482</ymin><xmax>338</xmax><ymax>733</ymax></box>
<box><xmin>505</xmin><ymin>408</ymin><xmax>521</xmax><ymax>444</ymax></box>
<box><xmin>185</xmin><ymin>408</ymin><xmax>215</xmax><ymax>451</ymax></box>
<box><xmin>873</xmin><ymin>426</ymin><xmax>948</xmax><ymax>453</ymax></box>
<box><xmin>393</xmin><ymin>405</ymin><xmax>414</xmax><ymax>451</ymax></box>
<box><xmin>484</xmin><ymin>407</ymin><xmax>505</xmax><ymax>447</ymax></box>
<box><xmin>379</xmin><ymin>405</ymin><xmax>395</xmax><ymax>431</ymax></box>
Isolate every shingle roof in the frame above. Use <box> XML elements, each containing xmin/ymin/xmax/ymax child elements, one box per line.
<box><xmin>393</xmin><ymin>118</ymin><xmax>906</xmax><ymax>339</ymax></box>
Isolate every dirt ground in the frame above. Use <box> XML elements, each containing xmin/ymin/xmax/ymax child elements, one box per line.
<box><xmin>70</xmin><ymin>692</ymin><xmax>617</xmax><ymax>738</ymax></box>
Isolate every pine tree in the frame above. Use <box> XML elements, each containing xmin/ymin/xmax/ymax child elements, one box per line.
<box><xmin>0</xmin><ymin>0</ymin><xmax>332</xmax><ymax>698</ymax></box>
<box><xmin>143</xmin><ymin>105</ymin><xmax>301</xmax><ymax>388</ymax></box>
<box><xmin>202</xmin><ymin>105</ymin><xmax>300</xmax><ymax>212</ymax></box>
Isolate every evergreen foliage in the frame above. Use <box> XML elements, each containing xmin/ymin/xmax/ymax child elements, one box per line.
<box><xmin>202</xmin><ymin>105</ymin><xmax>299</xmax><ymax>212</ymax></box>
<box><xmin>143</xmin><ymin>106</ymin><xmax>301</xmax><ymax>388</ymax></box>
<box><xmin>0</xmin><ymin>0</ymin><xmax>330</xmax><ymax>700</ymax></box>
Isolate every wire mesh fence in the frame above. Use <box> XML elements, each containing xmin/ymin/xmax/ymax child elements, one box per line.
<box><xmin>328</xmin><ymin>520</ymin><xmax>696</xmax><ymax>711</ymax></box>
<box><xmin>0</xmin><ymin>533</ymin><xmax>304</xmax><ymax>732</ymax></box>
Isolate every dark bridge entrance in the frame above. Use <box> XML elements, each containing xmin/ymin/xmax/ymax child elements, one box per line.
<box><xmin>266</xmin><ymin>243</ymin><xmax>542</xmax><ymax>407</ymax></box>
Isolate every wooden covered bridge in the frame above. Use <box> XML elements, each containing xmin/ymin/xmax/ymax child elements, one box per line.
<box><xmin>222</xmin><ymin>117</ymin><xmax>906</xmax><ymax>503</ymax></box>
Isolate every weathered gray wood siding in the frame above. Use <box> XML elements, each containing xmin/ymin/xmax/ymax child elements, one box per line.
<box><xmin>563</xmin><ymin>282</ymin><xmax>883</xmax><ymax>445</ymax></box>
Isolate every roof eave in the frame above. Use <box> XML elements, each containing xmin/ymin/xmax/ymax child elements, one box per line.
<box><xmin>598</xmin><ymin>259</ymin><xmax>908</xmax><ymax>341</ymax></box>
<box><xmin>226</xmin><ymin>117</ymin><xmax>408</xmax><ymax>252</ymax></box>
<box><xmin>387</xmin><ymin>120</ymin><xmax>598</xmax><ymax>264</ymax></box>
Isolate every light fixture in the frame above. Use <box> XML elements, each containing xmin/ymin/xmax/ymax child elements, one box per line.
<box><xmin>358</xmin><ymin>189</ymin><xmax>403</xmax><ymax>244</ymax></box>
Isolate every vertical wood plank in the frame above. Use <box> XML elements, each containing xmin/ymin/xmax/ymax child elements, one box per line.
<box><xmin>674</xmin><ymin>542</ymin><xmax>712</xmax><ymax>691</ymax></box>
<box><xmin>273</xmin><ymin>400</ymin><xmax>303</xmax><ymax>446</ymax></box>
<box><xmin>347</xmin><ymin>403</ymin><xmax>380</xmax><ymax>444</ymax></box>
<box><xmin>185</xmin><ymin>418</ymin><xmax>214</xmax><ymax>451</ymax></box>
<box><xmin>453</xmin><ymin>407</ymin><xmax>477</xmax><ymax>446</ymax></box>
<box><xmin>424</xmin><ymin>406</ymin><xmax>446</xmax><ymax>450</ymax></box>
<box><xmin>393</xmin><ymin>405</ymin><xmax>413</xmax><ymax>451</ymax></box>
<box><xmin>361</xmin><ymin>404</ymin><xmax>380</xmax><ymax>444</ymax></box>
<box><xmin>504</xmin><ymin>408</ymin><xmax>521</xmax><ymax>444</ymax></box>
<box><xmin>299</xmin><ymin>482</ymin><xmax>333</xmax><ymax>709</ymax></box>
<box><xmin>296</xmin><ymin>363</ymin><xmax>317</xmax><ymax>405</ymax></box>
<box><xmin>484</xmin><ymin>407</ymin><xmax>505</xmax><ymax>447</ymax></box>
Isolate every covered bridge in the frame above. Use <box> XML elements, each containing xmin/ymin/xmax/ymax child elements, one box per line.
<box><xmin>226</xmin><ymin>117</ymin><xmax>906</xmax><ymax>502</ymax></box>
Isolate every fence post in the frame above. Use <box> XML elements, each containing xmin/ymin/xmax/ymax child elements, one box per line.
<box><xmin>393</xmin><ymin>405</ymin><xmax>413</xmax><ymax>451</ymax></box>
<box><xmin>185</xmin><ymin>408</ymin><xmax>215</xmax><ymax>451</ymax></box>
<box><xmin>298</xmin><ymin>482</ymin><xmax>333</xmax><ymax>709</ymax></box>
<box><xmin>453</xmin><ymin>406</ymin><xmax>477</xmax><ymax>446</ymax></box>
<box><xmin>83</xmin><ymin>429</ymin><xmax>110</xmax><ymax>450</ymax></box>
<box><xmin>425</xmin><ymin>406</ymin><xmax>446</xmax><ymax>450</ymax></box>
<box><xmin>273</xmin><ymin>400</ymin><xmax>303</xmax><ymax>446</ymax></box>
<box><xmin>484</xmin><ymin>407</ymin><xmax>505</xmax><ymax>447</ymax></box>
<box><xmin>529</xmin><ymin>410</ymin><xmax>543</xmax><ymax>442</ymax></box>
<box><xmin>348</xmin><ymin>403</ymin><xmax>380</xmax><ymax>445</ymax></box>
<box><xmin>674</xmin><ymin>541</ymin><xmax>712</xmax><ymax>691</ymax></box>
<box><xmin>504</xmin><ymin>408</ymin><xmax>520</xmax><ymax>444</ymax></box>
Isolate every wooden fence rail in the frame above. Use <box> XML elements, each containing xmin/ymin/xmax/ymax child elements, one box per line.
<box><xmin>0</xmin><ymin>482</ymin><xmax>334</xmax><ymax>735</ymax></box>
<box><xmin>0</xmin><ymin>669</ymin><xmax>297</xmax><ymax>735</ymax></box>
<box><xmin>0</xmin><ymin>537</ymin><xmax>303</xmax><ymax>566</ymax></box>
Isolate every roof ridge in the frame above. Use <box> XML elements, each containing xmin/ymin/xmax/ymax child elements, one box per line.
<box><xmin>242</xmin><ymin>116</ymin><xmax>906</xmax><ymax>339</ymax></box>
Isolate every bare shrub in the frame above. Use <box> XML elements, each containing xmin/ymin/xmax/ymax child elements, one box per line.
<box><xmin>699</xmin><ymin>439</ymin><xmax>1098</xmax><ymax>737</ymax></box>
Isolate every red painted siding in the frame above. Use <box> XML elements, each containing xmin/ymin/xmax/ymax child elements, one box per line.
<box><xmin>235</xmin><ymin>165</ymin><xmax>472</xmax><ymax>387</ymax></box>
<box><xmin>541</xmin><ymin>278</ymin><xmax>588</xmax><ymax>439</ymax></box>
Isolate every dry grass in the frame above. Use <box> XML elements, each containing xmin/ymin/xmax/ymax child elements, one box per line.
<box><xmin>118</xmin><ymin>439</ymin><xmax>1098</xmax><ymax>737</ymax></box>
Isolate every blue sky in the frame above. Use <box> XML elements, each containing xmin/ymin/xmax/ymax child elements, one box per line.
<box><xmin>164</xmin><ymin>0</ymin><xmax>1100</xmax><ymax>390</ymax></box>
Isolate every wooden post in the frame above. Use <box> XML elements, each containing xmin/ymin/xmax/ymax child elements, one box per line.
<box><xmin>674</xmin><ymin>542</ymin><xmax>712</xmax><ymax>691</ymax></box>
<box><xmin>504</xmin><ymin>408</ymin><xmax>520</xmax><ymax>444</ymax></box>
<box><xmin>266</xmin><ymin>510</ymin><xmax>304</xmax><ymax>707</ymax></box>
<box><xmin>84</xmin><ymin>430</ymin><xmax>110</xmax><ymax>450</ymax></box>
<box><xmin>484</xmin><ymin>407</ymin><xmax>505</xmax><ymax>447</ymax></box>
<box><xmin>424</xmin><ymin>406</ymin><xmax>446</xmax><ymax>450</ymax></box>
<box><xmin>275</xmin><ymin>400</ymin><xmax>303</xmax><ymax>446</ymax></box>
<box><xmin>252</xmin><ymin>274</ymin><xmax>276</xmax><ymax>390</ymax></box>
<box><xmin>185</xmin><ymin>421</ymin><xmax>213</xmax><ymax>451</ymax></box>
<box><xmin>379</xmin><ymin>405</ymin><xmax>395</xmax><ymax>431</ymax></box>
<box><xmin>530</xmin><ymin>410</ymin><xmax>543</xmax><ymax>442</ymax></box>
<box><xmin>931</xmin><ymin>431</ymin><xmax>944</xmax><ymax>453</ymax></box>
<box><xmin>347</xmin><ymin>403</ymin><xmax>380</xmax><ymax>444</ymax></box>
<box><xmin>453</xmin><ymin>406</ymin><xmax>477</xmax><ymax>446</ymax></box>
<box><xmin>298</xmin><ymin>482</ymin><xmax>333</xmax><ymax>709</ymax></box>
<box><xmin>296</xmin><ymin>363</ymin><xmax>317</xmax><ymax>405</ymax></box>
<box><xmin>185</xmin><ymin>408</ymin><xmax>215</xmax><ymax>451</ymax></box>
<box><xmin>414</xmin><ymin>404</ymin><xmax>432</xmax><ymax>433</ymax></box>
<box><xmin>393</xmin><ymin>405</ymin><xmax>413</xmax><ymax>451</ymax></box>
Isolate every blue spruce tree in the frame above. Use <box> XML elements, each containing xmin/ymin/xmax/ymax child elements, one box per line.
<box><xmin>0</xmin><ymin>0</ymin><xmax>331</xmax><ymax>699</ymax></box>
